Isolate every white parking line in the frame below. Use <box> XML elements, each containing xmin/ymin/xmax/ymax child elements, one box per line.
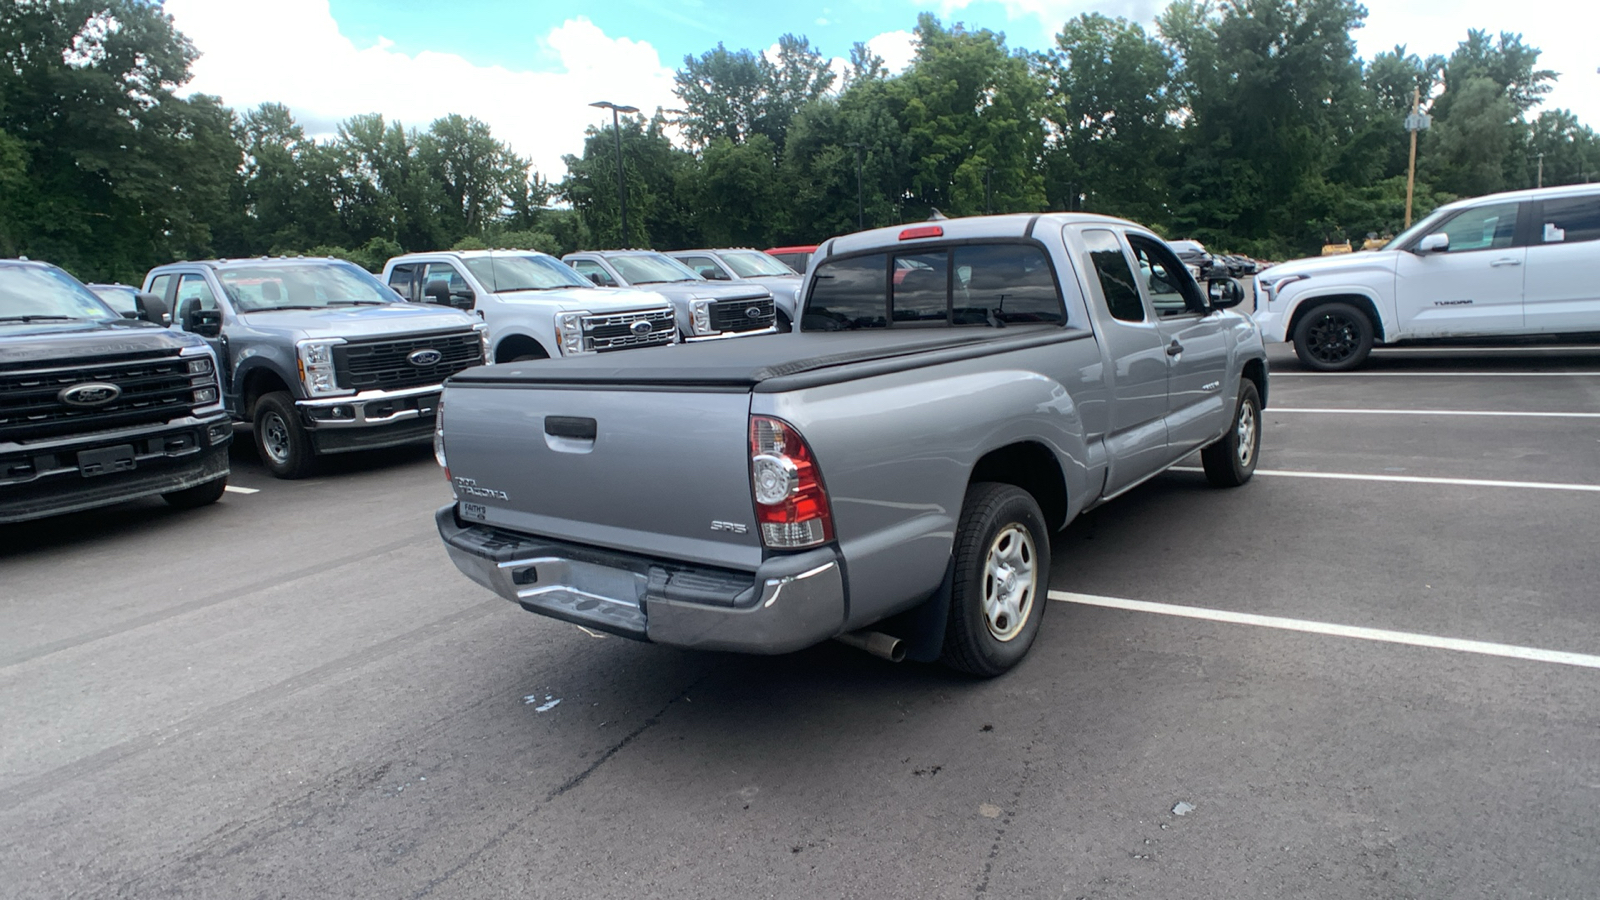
<box><xmin>1170</xmin><ymin>466</ymin><xmax>1600</xmax><ymax>493</ymax></box>
<box><xmin>1270</xmin><ymin>407</ymin><xmax>1600</xmax><ymax>419</ymax></box>
<box><xmin>223</xmin><ymin>485</ymin><xmax>260</xmax><ymax>495</ymax></box>
<box><xmin>1272</xmin><ymin>371</ymin><xmax>1600</xmax><ymax>377</ymax></box>
<box><xmin>1048</xmin><ymin>591</ymin><xmax>1600</xmax><ymax>671</ymax></box>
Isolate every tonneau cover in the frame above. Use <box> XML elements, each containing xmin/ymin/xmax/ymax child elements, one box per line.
<box><xmin>449</xmin><ymin>326</ymin><xmax>1090</xmax><ymax>391</ymax></box>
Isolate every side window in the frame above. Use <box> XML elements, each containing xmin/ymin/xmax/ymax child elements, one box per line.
<box><xmin>1538</xmin><ymin>195</ymin><xmax>1600</xmax><ymax>244</ymax></box>
<box><xmin>679</xmin><ymin>256</ymin><xmax>729</xmax><ymax>280</ymax></box>
<box><xmin>951</xmin><ymin>244</ymin><xmax>1063</xmax><ymax>325</ymax></box>
<box><xmin>570</xmin><ymin>259</ymin><xmax>616</xmax><ymax>287</ymax></box>
<box><xmin>1127</xmin><ymin>236</ymin><xmax>1204</xmax><ymax>318</ymax></box>
<box><xmin>421</xmin><ymin>263</ymin><xmax>467</xmax><ymax>301</ymax></box>
<box><xmin>387</xmin><ymin>265</ymin><xmax>416</xmax><ymax>301</ymax></box>
<box><xmin>1436</xmin><ymin>202</ymin><xmax>1520</xmax><ymax>252</ymax></box>
<box><xmin>146</xmin><ymin>273</ymin><xmax>173</xmax><ymax>302</ymax></box>
<box><xmin>891</xmin><ymin>253</ymin><xmax>948</xmax><ymax>323</ymax></box>
<box><xmin>804</xmin><ymin>253</ymin><xmax>886</xmax><ymax>331</ymax></box>
<box><xmin>1082</xmin><ymin>230</ymin><xmax>1145</xmax><ymax>322</ymax></box>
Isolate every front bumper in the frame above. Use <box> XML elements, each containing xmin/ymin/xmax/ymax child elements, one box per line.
<box><xmin>435</xmin><ymin>505</ymin><xmax>846</xmax><ymax>654</ymax></box>
<box><xmin>1252</xmin><ymin>307</ymin><xmax>1289</xmax><ymax>343</ymax></box>
<box><xmin>298</xmin><ymin>384</ymin><xmax>441</xmax><ymax>455</ymax></box>
<box><xmin>0</xmin><ymin>412</ymin><xmax>232</xmax><ymax>524</ymax></box>
<box><xmin>683</xmin><ymin>326</ymin><xmax>779</xmax><ymax>342</ymax></box>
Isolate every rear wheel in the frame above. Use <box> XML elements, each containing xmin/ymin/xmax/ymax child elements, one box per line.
<box><xmin>1292</xmin><ymin>302</ymin><xmax>1374</xmax><ymax>371</ymax></box>
<box><xmin>940</xmin><ymin>483</ymin><xmax>1051</xmax><ymax>677</ymax></box>
<box><xmin>162</xmin><ymin>476</ymin><xmax>227</xmax><ymax>509</ymax></box>
<box><xmin>1200</xmin><ymin>381</ymin><xmax>1261</xmax><ymax>487</ymax></box>
<box><xmin>253</xmin><ymin>392</ymin><xmax>315</xmax><ymax>479</ymax></box>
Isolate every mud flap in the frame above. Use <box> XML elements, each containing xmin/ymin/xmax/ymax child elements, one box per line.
<box><xmin>879</xmin><ymin>556</ymin><xmax>955</xmax><ymax>663</ymax></box>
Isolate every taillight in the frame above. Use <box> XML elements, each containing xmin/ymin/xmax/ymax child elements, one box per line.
<box><xmin>750</xmin><ymin>415</ymin><xmax>833</xmax><ymax>549</ymax></box>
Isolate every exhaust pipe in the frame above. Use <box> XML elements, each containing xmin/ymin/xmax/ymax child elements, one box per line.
<box><xmin>834</xmin><ymin>629</ymin><xmax>906</xmax><ymax>663</ymax></box>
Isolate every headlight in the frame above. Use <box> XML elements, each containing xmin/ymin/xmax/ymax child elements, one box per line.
<box><xmin>186</xmin><ymin>357</ymin><xmax>212</xmax><ymax>376</ymax></box>
<box><xmin>473</xmin><ymin>322</ymin><xmax>492</xmax><ymax>365</ymax></box>
<box><xmin>690</xmin><ymin>299</ymin><xmax>715</xmax><ymax>336</ymax></box>
<box><xmin>296</xmin><ymin>338</ymin><xmax>349</xmax><ymax>397</ymax></box>
<box><xmin>555</xmin><ymin>311</ymin><xmax>590</xmax><ymax>356</ymax></box>
<box><xmin>1260</xmin><ymin>274</ymin><xmax>1308</xmax><ymax>303</ymax></box>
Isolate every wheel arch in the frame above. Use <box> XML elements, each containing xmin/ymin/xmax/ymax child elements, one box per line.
<box><xmin>1286</xmin><ymin>292</ymin><xmax>1386</xmax><ymax>343</ymax></box>
<box><xmin>967</xmin><ymin>441</ymin><xmax>1069</xmax><ymax>531</ymax></box>
<box><xmin>1242</xmin><ymin>357</ymin><xmax>1268</xmax><ymax>409</ymax></box>
<box><xmin>494</xmin><ymin>332</ymin><xmax>550</xmax><ymax>363</ymax></box>
<box><xmin>239</xmin><ymin>364</ymin><xmax>294</xmax><ymax>417</ymax></box>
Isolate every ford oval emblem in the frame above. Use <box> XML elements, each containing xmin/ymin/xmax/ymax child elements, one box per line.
<box><xmin>60</xmin><ymin>382</ymin><xmax>122</xmax><ymax>407</ymax></box>
<box><xmin>630</xmin><ymin>320</ymin><xmax>652</xmax><ymax>336</ymax></box>
<box><xmin>408</xmin><ymin>349</ymin><xmax>443</xmax><ymax>366</ymax></box>
<box><xmin>745</xmin><ymin>306</ymin><xmax>764</xmax><ymax>319</ymax></box>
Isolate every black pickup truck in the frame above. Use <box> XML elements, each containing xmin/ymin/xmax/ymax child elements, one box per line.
<box><xmin>1</xmin><ymin>259</ymin><xmax>232</xmax><ymax>524</ymax></box>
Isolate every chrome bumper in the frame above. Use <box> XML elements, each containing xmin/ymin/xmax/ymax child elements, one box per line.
<box><xmin>435</xmin><ymin>505</ymin><xmax>846</xmax><ymax>654</ymax></box>
<box><xmin>683</xmin><ymin>326</ymin><xmax>779</xmax><ymax>342</ymax></box>
<box><xmin>296</xmin><ymin>384</ymin><xmax>441</xmax><ymax>428</ymax></box>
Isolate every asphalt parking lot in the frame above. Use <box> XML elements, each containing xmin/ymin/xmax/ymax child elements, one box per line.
<box><xmin>4</xmin><ymin>339</ymin><xmax>1600</xmax><ymax>899</ymax></box>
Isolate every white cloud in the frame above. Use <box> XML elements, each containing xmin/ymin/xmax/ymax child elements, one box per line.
<box><xmin>865</xmin><ymin>30</ymin><xmax>918</xmax><ymax>75</ymax></box>
<box><xmin>164</xmin><ymin>0</ymin><xmax>678</xmax><ymax>179</ymax></box>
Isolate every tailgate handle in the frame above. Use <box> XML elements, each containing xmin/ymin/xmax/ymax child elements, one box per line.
<box><xmin>545</xmin><ymin>416</ymin><xmax>597</xmax><ymax>440</ymax></box>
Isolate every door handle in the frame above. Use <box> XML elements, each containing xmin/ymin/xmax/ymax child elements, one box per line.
<box><xmin>1490</xmin><ymin>258</ymin><xmax>1522</xmax><ymax>267</ymax></box>
<box><xmin>1166</xmin><ymin>340</ymin><xmax>1184</xmax><ymax>357</ymax></box>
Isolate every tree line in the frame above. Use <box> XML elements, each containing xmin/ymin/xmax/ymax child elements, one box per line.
<box><xmin>2</xmin><ymin>0</ymin><xmax>1596</xmax><ymax>284</ymax></box>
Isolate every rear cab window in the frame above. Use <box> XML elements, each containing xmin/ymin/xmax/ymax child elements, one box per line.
<box><xmin>802</xmin><ymin>243</ymin><xmax>1066</xmax><ymax>332</ymax></box>
<box><xmin>1536</xmin><ymin>194</ymin><xmax>1600</xmax><ymax>244</ymax></box>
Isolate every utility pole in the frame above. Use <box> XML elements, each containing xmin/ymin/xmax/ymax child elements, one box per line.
<box><xmin>845</xmin><ymin>142</ymin><xmax>864</xmax><ymax>232</ymax></box>
<box><xmin>1403</xmin><ymin>87</ymin><xmax>1430</xmax><ymax>229</ymax></box>
<box><xmin>1536</xmin><ymin>152</ymin><xmax>1544</xmax><ymax>189</ymax></box>
<box><xmin>589</xmin><ymin>101</ymin><xmax>639</xmax><ymax>248</ymax></box>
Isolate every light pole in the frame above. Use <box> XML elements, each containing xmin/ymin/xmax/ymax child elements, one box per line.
<box><xmin>844</xmin><ymin>142</ymin><xmax>864</xmax><ymax>232</ymax></box>
<box><xmin>1535</xmin><ymin>152</ymin><xmax>1544</xmax><ymax>189</ymax></box>
<box><xmin>589</xmin><ymin>100</ymin><xmax>639</xmax><ymax>248</ymax></box>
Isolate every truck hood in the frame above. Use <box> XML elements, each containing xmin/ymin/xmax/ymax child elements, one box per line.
<box><xmin>627</xmin><ymin>281</ymin><xmax>773</xmax><ymax>303</ymax></box>
<box><xmin>235</xmin><ymin>303</ymin><xmax>478</xmax><ymax>338</ymax></box>
<box><xmin>1264</xmin><ymin>251</ymin><xmax>1399</xmax><ymax>281</ymax></box>
<box><xmin>497</xmin><ymin>286</ymin><xmax>672</xmax><ymax>313</ymax></box>
<box><xmin>0</xmin><ymin>318</ymin><xmax>203</xmax><ymax>368</ymax></box>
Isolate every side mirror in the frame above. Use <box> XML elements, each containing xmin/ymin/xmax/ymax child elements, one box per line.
<box><xmin>423</xmin><ymin>281</ymin><xmax>451</xmax><ymax>304</ymax></box>
<box><xmin>135</xmin><ymin>292</ymin><xmax>170</xmax><ymax>325</ymax></box>
<box><xmin>586</xmin><ymin>272</ymin><xmax>607</xmax><ymax>286</ymax></box>
<box><xmin>1207</xmin><ymin>277</ymin><xmax>1246</xmax><ymax>309</ymax></box>
<box><xmin>1416</xmin><ymin>233</ymin><xmax>1449</xmax><ymax>254</ymax></box>
<box><xmin>450</xmin><ymin>294</ymin><xmax>475</xmax><ymax>311</ymax></box>
<box><xmin>189</xmin><ymin>308</ymin><xmax>223</xmax><ymax>338</ymax></box>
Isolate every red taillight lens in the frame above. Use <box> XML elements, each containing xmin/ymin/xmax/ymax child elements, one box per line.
<box><xmin>750</xmin><ymin>415</ymin><xmax>834</xmax><ymax>549</ymax></box>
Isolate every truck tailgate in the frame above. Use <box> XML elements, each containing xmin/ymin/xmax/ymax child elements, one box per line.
<box><xmin>441</xmin><ymin>383</ymin><xmax>764</xmax><ymax>570</ymax></box>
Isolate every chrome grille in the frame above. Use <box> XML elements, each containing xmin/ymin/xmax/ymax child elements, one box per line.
<box><xmin>334</xmin><ymin>330</ymin><xmax>483</xmax><ymax>391</ymax></box>
<box><xmin>711</xmin><ymin>297</ymin><xmax>775</xmax><ymax>333</ymax></box>
<box><xmin>0</xmin><ymin>352</ymin><xmax>197</xmax><ymax>441</ymax></box>
<box><xmin>583</xmin><ymin>309</ymin><xmax>677</xmax><ymax>352</ymax></box>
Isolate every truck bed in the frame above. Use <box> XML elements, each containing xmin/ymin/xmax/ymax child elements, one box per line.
<box><xmin>448</xmin><ymin>325</ymin><xmax>1094</xmax><ymax>392</ymax></box>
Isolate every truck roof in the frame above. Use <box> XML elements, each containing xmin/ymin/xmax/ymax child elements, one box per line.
<box><xmin>816</xmin><ymin>212</ymin><xmax>1140</xmax><ymax>261</ymax></box>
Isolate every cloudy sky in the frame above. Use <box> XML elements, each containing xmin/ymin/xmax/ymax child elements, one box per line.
<box><xmin>164</xmin><ymin>0</ymin><xmax>1600</xmax><ymax>179</ymax></box>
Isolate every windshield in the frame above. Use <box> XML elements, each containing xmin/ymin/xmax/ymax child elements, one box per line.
<box><xmin>610</xmin><ymin>254</ymin><xmax>700</xmax><ymax>285</ymax></box>
<box><xmin>463</xmin><ymin>254</ymin><xmax>590</xmax><ymax>292</ymax></box>
<box><xmin>218</xmin><ymin>261</ymin><xmax>398</xmax><ymax>311</ymax></box>
<box><xmin>1383</xmin><ymin>205</ymin><xmax>1457</xmax><ymax>251</ymax></box>
<box><xmin>720</xmin><ymin>250</ymin><xmax>796</xmax><ymax>278</ymax></box>
<box><xmin>0</xmin><ymin>265</ymin><xmax>119</xmax><ymax>322</ymax></box>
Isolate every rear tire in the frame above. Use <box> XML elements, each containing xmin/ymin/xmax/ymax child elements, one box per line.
<box><xmin>940</xmin><ymin>483</ymin><xmax>1051</xmax><ymax>677</ymax></box>
<box><xmin>253</xmin><ymin>392</ymin><xmax>315</xmax><ymax>479</ymax></box>
<box><xmin>1201</xmin><ymin>381</ymin><xmax>1261</xmax><ymax>487</ymax></box>
<box><xmin>1292</xmin><ymin>301</ymin><xmax>1374</xmax><ymax>371</ymax></box>
<box><xmin>162</xmin><ymin>476</ymin><xmax>227</xmax><ymax>509</ymax></box>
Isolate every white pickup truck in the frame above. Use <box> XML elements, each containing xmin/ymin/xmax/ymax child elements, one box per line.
<box><xmin>1255</xmin><ymin>184</ymin><xmax>1600</xmax><ymax>370</ymax></box>
<box><xmin>382</xmin><ymin>250</ymin><xmax>678</xmax><ymax>363</ymax></box>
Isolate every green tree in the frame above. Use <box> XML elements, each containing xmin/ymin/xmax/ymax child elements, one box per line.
<box><xmin>559</xmin><ymin>112</ymin><xmax>700</xmax><ymax>249</ymax></box>
<box><xmin>1043</xmin><ymin>13</ymin><xmax>1179</xmax><ymax>225</ymax></box>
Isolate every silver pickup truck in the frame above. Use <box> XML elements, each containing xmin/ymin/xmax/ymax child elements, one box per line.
<box><xmin>436</xmin><ymin>214</ymin><xmax>1269</xmax><ymax>675</ymax></box>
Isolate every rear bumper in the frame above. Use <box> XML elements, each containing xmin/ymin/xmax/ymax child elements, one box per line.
<box><xmin>435</xmin><ymin>504</ymin><xmax>845</xmax><ymax>654</ymax></box>
<box><xmin>297</xmin><ymin>385</ymin><xmax>441</xmax><ymax>454</ymax></box>
<box><xmin>0</xmin><ymin>412</ymin><xmax>232</xmax><ymax>524</ymax></box>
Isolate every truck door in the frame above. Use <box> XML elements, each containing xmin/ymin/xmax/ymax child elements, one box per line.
<box><xmin>1127</xmin><ymin>234</ymin><xmax>1230</xmax><ymax>454</ymax></box>
<box><xmin>1523</xmin><ymin>192</ymin><xmax>1600</xmax><ymax>333</ymax></box>
<box><xmin>1393</xmin><ymin>200</ymin><xmax>1527</xmax><ymax>337</ymax></box>
<box><xmin>1079</xmin><ymin>228</ymin><xmax>1170</xmax><ymax>495</ymax></box>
